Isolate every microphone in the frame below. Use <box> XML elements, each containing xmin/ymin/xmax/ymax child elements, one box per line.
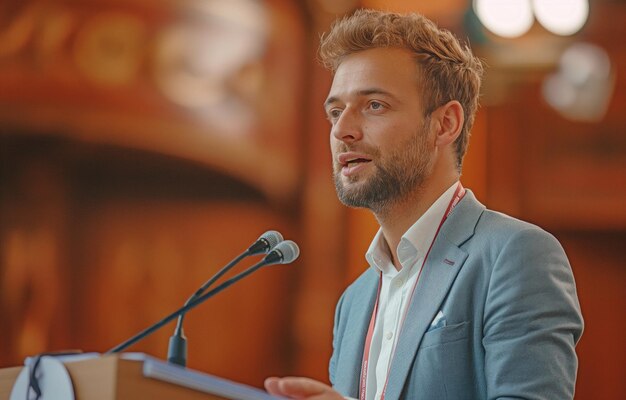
<box><xmin>167</xmin><ymin>231</ymin><xmax>283</xmax><ymax>366</ymax></box>
<box><xmin>246</xmin><ymin>230</ymin><xmax>284</xmax><ymax>256</ymax></box>
<box><xmin>263</xmin><ymin>240</ymin><xmax>300</xmax><ymax>265</ymax></box>
<box><xmin>182</xmin><ymin>230</ymin><xmax>283</xmax><ymax>307</ymax></box>
<box><xmin>174</xmin><ymin>240</ymin><xmax>300</xmax><ymax>310</ymax></box>
<box><xmin>105</xmin><ymin>237</ymin><xmax>298</xmax><ymax>357</ymax></box>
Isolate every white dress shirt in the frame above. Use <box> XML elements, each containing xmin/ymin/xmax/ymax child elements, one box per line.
<box><xmin>362</xmin><ymin>182</ymin><xmax>460</xmax><ymax>400</ymax></box>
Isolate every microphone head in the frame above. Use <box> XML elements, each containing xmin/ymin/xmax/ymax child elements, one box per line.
<box><xmin>260</xmin><ymin>230</ymin><xmax>283</xmax><ymax>250</ymax></box>
<box><xmin>247</xmin><ymin>230</ymin><xmax>284</xmax><ymax>255</ymax></box>
<box><xmin>266</xmin><ymin>240</ymin><xmax>300</xmax><ymax>264</ymax></box>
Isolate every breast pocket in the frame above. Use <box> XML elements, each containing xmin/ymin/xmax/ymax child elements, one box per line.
<box><xmin>409</xmin><ymin>321</ymin><xmax>476</xmax><ymax>400</ymax></box>
<box><xmin>419</xmin><ymin>320</ymin><xmax>470</xmax><ymax>349</ymax></box>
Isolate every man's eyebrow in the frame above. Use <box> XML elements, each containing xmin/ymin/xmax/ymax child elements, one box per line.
<box><xmin>358</xmin><ymin>88</ymin><xmax>395</xmax><ymax>98</ymax></box>
<box><xmin>324</xmin><ymin>88</ymin><xmax>397</xmax><ymax>108</ymax></box>
<box><xmin>324</xmin><ymin>96</ymin><xmax>339</xmax><ymax>109</ymax></box>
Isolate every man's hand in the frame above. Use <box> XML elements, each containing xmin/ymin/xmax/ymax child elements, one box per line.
<box><xmin>264</xmin><ymin>376</ymin><xmax>345</xmax><ymax>399</ymax></box>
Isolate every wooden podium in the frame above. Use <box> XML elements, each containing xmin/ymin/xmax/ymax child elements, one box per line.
<box><xmin>0</xmin><ymin>354</ymin><xmax>278</xmax><ymax>399</ymax></box>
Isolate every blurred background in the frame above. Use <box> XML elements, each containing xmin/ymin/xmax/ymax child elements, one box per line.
<box><xmin>0</xmin><ymin>0</ymin><xmax>624</xmax><ymax>398</ymax></box>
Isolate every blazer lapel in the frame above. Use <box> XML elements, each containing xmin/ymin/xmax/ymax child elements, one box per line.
<box><xmin>384</xmin><ymin>190</ymin><xmax>485</xmax><ymax>400</ymax></box>
<box><xmin>334</xmin><ymin>270</ymin><xmax>379</xmax><ymax>397</ymax></box>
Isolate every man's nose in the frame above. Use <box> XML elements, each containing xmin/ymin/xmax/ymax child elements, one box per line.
<box><xmin>332</xmin><ymin>109</ymin><xmax>363</xmax><ymax>143</ymax></box>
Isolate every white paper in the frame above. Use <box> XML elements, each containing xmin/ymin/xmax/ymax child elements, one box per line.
<box><xmin>125</xmin><ymin>353</ymin><xmax>283</xmax><ymax>400</ymax></box>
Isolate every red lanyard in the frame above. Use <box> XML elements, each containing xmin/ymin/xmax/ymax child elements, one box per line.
<box><xmin>359</xmin><ymin>183</ymin><xmax>466</xmax><ymax>400</ymax></box>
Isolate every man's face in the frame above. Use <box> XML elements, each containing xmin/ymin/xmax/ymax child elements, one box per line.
<box><xmin>324</xmin><ymin>47</ymin><xmax>434</xmax><ymax>213</ymax></box>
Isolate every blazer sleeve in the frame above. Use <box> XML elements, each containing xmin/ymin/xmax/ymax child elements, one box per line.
<box><xmin>483</xmin><ymin>227</ymin><xmax>584</xmax><ymax>399</ymax></box>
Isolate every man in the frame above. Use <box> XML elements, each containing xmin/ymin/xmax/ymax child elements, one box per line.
<box><xmin>266</xmin><ymin>9</ymin><xmax>583</xmax><ymax>400</ymax></box>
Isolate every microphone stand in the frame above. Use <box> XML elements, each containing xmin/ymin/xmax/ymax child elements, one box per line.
<box><xmin>168</xmin><ymin>251</ymin><xmax>249</xmax><ymax>366</ymax></box>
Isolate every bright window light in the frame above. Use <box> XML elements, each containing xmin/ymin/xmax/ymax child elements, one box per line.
<box><xmin>532</xmin><ymin>0</ymin><xmax>589</xmax><ymax>36</ymax></box>
<box><xmin>474</xmin><ymin>0</ymin><xmax>534</xmax><ymax>38</ymax></box>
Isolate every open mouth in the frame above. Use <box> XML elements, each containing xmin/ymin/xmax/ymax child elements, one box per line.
<box><xmin>337</xmin><ymin>152</ymin><xmax>373</xmax><ymax>176</ymax></box>
<box><xmin>338</xmin><ymin>152</ymin><xmax>373</xmax><ymax>167</ymax></box>
<box><xmin>345</xmin><ymin>158</ymin><xmax>371</xmax><ymax>167</ymax></box>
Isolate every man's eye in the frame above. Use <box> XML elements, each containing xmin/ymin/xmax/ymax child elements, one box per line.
<box><xmin>329</xmin><ymin>109</ymin><xmax>342</xmax><ymax>119</ymax></box>
<box><xmin>369</xmin><ymin>101</ymin><xmax>384</xmax><ymax>110</ymax></box>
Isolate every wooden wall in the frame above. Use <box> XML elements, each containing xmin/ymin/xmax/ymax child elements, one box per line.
<box><xmin>478</xmin><ymin>3</ymin><xmax>626</xmax><ymax>396</ymax></box>
<box><xmin>0</xmin><ymin>0</ymin><xmax>309</xmax><ymax>387</ymax></box>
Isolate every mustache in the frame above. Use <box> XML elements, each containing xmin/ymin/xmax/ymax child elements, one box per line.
<box><xmin>334</xmin><ymin>143</ymin><xmax>380</xmax><ymax>158</ymax></box>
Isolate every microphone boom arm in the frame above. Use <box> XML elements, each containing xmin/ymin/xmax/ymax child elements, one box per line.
<box><xmin>174</xmin><ymin>251</ymin><xmax>248</xmax><ymax>334</ymax></box>
<box><xmin>106</xmin><ymin>259</ymin><xmax>271</xmax><ymax>354</ymax></box>
<box><xmin>167</xmin><ymin>230</ymin><xmax>283</xmax><ymax>366</ymax></box>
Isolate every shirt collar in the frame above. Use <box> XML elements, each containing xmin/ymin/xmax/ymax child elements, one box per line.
<box><xmin>365</xmin><ymin>181</ymin><xmax>460</xmax><ymax>274</ymax></box>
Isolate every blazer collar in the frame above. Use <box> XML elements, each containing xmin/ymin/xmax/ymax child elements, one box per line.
<box><xmin>440</xmin><ymin>189</ymin><xmax>485</xmax><ymax>247</ymax></box>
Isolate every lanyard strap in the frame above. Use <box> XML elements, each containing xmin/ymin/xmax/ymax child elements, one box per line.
<box><xmin>358</xmin><ymin>183</ymin><xmax>466</xmax><ymax>400</ymax></box>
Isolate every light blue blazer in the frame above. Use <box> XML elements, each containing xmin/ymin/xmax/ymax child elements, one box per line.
<box><xmin>329</xmin><ymin>191</ymin><xmax>583</xmax><ymax>400</ymax></box>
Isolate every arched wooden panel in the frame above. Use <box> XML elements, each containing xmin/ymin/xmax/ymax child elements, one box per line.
<box><xmin>0</xmin><ymin>0</ymin><xmax>306</xmax><ymax>203</ymax></box>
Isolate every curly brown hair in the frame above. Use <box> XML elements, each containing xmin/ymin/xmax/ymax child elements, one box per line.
<box><xmin>319</xmin><ymin>9</ymin><xmax>484</xmax><ymax>171</ymax></box>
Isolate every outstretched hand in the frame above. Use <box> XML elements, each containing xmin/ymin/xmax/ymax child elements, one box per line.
<box><xmin>265</xmin><ymin>376</ymin><xmax>345</xmax><ymax>400</ymax></box>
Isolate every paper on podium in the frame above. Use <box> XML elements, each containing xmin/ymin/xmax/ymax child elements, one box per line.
<box><xmin>121</xmin><ymin>353</ymin><xmax>281</xmax><ymax>400</ymax></box>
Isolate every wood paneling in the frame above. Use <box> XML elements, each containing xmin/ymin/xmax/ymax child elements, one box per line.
<box><xmin>0</xmin><ymin>153</ymin><xmax>72</xmax><ymax>361</ymax></box>
<box><xmin>559</xmin><ymin>232</ymin><xmax>626</xmax><ymax>399</ymax></box>
<box><xmin>0</xmin><ymin>0</ymin><xmax>309</xmax><ymax>389</ymax></box>
<box><xmin>0</xmin><ymin>135</ymin><xmax>298</xmax><ymax>386</ymax></box>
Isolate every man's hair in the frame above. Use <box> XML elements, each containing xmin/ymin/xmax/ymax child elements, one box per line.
<box><xmin>319</xmin><ymin>9</ymin><xmax>484</xmax><ymax>171</ymax></box>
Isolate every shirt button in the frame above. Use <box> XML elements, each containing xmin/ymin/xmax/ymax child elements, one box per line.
<box><xmin>385</xmin><ymin>331</ymin><xmax>393</xmax><ymax>340</ymax></box>
<box><xmin>395</xmin><ymin>278</ymin><xmax>405</xmax><ymax>288</ymax></box>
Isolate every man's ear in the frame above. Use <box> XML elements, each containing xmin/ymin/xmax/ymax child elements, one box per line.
<box><xmin>432</xmin><ymin>100</ymin><xmax>464</xmax><ymax>147</ymax></box>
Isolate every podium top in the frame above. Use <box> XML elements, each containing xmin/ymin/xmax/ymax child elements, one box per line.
<box><xmin>1</xmin><ymin>353</ymin><xmax>282</xmax><ymax>400</ymax></box>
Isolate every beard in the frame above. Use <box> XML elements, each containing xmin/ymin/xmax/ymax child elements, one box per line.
<box><xmin>333</xmin><ymin>123</ymin><xmax>434</xmax><ymax>214</ymax></box>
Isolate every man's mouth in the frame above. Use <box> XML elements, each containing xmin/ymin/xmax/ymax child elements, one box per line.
<box><xmin>345</xmin><ymin>158</ymin><xmax>370</xmax><ymax>167</ymax></box>
<box><xmin>337</xmin><ymin>153</ymin><xmax>373</xmax><ymax>176</ymax></box>
<box><xmin>338</xmin><ymin>152</ymin><xmax>373</xmax><ymax>166</ymax></box>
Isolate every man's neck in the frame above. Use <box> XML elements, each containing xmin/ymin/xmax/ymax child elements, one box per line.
<box><xmin>374</xmin><ymin>174</ymin><xmax>459</xmax><ymax>270</ymax></box>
